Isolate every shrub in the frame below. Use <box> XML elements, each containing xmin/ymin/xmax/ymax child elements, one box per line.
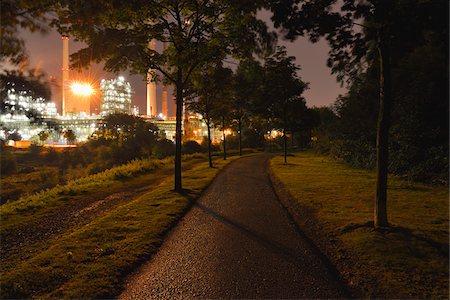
<box><xmin>153</xmin><ymin>139</ymin><xmax>175</xmax><ymax>159</ymax></box>
<box><xmin>200</xmin><ymin>137</ymin><xmax>220</xmax><ymax>152</ymax></box>
<box><xmin>1</xmin><ymin>148</ymin><xmax>17</xmax><ymax>176</ymax></box>
<box><xmin>182</xmin><ymin>140</ymin><xmax>204</xmax><ymax>154</ymax></box>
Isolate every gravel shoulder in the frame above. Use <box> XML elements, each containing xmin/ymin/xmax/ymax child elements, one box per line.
<box><xmin>120</xmin><ymin>154</ymin><xmax>349</xmax><ymax>299</ymax></box>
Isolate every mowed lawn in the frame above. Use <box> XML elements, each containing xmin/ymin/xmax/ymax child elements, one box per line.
<box><xmin>270</xmin><ymin>152</ymin><xmax>448</xmax><ymax>298</ymax></box>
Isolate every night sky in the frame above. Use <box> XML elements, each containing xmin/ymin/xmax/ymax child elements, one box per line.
<box><xmin>18</xmin><ymin>12</ymin><xmax>346</xmax><ymax>116</ymax></box>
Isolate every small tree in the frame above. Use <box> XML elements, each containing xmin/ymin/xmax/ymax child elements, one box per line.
<box><xmin>211</xmin><ymin>69</ymin><xmax>234</xmax><ymax>160</ymax></box>
<box><xmin>186</xmin><ymin>64</ymin><xmax>233</xmax><ymax>167</ymax></box>
<box><xmin>234</xmin><ymin>59</ymin><xmax>264</xmax><ymax>156</ymax></box>
<box><xmin>63</xmin><ymin>130</ymin><xmax>76</xmax><ymax>145</ymax></box>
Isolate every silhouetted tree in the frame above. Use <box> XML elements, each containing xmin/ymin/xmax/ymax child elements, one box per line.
<box><xmin>257</xmin><ymin>46</ymin><xmax>308</xmax><ymax>163</ymax></box>
<box><xmin>234</xmin><ymin>59</ymin><xmax>264</xmax><ymax>156</ymax></box>
<box><xmin>186</xmin><ymin>64</ymin><xmax>233</xmax><ymax>166</ymax></box>
<box><xmin>0</xmin><ymin>0</ymin><xmax>53</xmax><ymax>65</ymax></box>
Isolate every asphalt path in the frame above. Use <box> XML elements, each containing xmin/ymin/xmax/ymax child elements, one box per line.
<box><xmin>119</xmin><ymin>154</ymin><xmax>348</xmax><ymax>299</ymax></box>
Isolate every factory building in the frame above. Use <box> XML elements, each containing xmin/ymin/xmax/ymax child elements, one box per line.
<box><xmin>99</xmin><ymin>76</ymin><xmax>132</xmax><ymax>116</ymax></box>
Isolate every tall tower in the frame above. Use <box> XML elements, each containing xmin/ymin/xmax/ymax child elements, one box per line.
<box><xmin>147</xmin><ymin>39</ymin><xmax>157</xmax><ymax>116</ymax></box>
<box><xmin>161</xmin><ymin>42</ymin><xmax>169</xmax><ymax>117</ymax></box>
<box><xmin>61</xmin><ymin>35</ymin><xmax>90</xmax><ymax>115</ymax></box>
<box><xmin>62</xmin><ymin>35</ymin><xmax>69</xmax><ymax>115</ymax></box>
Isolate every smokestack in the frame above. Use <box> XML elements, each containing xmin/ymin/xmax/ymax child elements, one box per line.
<box><xmin>62</xmin><ymin>35</ymin><xmax>69</xmax><ymax>115</ymax></box>
<box><xmin>147</xmin><ymin>39</ymin><xmax>157</xmax><ymax>116</ymax></box>
<box><xmin>162</xmin><ymin>42</ymin><xmax>168</xmax><ymax>118</ymax></box>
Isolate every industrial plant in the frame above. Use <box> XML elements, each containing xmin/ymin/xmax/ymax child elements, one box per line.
<box><xmin>0</xmin><ymin>35</ymin><xmax>218</xmax><ymax>146</ymax></box>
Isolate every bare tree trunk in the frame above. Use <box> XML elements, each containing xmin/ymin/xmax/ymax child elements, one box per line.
<box><xmin>222</xmin><ymin>115</ymin><xmax>227</xmax><ymax>160</ymax></box>
<box><xmin>237</xmin><ymin>100</ymin><xmax>242</xmax><ymax>156</ymax></box>
<box><xmin>238</xmin><ymin>116</ymin><xmax>242</xmax><ymax>156</ymax></box>
<box><xmin>283</xmin><ymin>109</ymin><xmax>287</xmax><ymax>164</ymax></box>
<box><xmin>374</xmin><ymin>37</ymin><xmax>391</xmax><ymax>228</ymax></box>
<box><xmin>207</xmin><ymin>120</ymin><xmax>213</xmax><ymax>168</ymax></box>
<box><xmin>283</xmin><ymin>129</ymin><xmax>287</xmax><ymax>163</ymax></box>
<box><xmin>174</xmin><ymin>67</ymin><xmax>183</xmax><ymax>191</ymax></box>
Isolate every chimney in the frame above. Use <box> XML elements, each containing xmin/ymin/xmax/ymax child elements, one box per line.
<box><xmin>62</xmin><ymin>35</ymin><xmax>69</xmax><ymax>115</ymax></box>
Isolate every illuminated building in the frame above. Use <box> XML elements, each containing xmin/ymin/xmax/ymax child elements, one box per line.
<box><xmin>0</xmin><ymin>87</ymin><xmax>58</xmax><ymax>141</ymax></box>
<box><xmin>145</xmin><ymin>117</ymin><xmax>177</xmax><ymax>141</ymax></box>
<box><xmin>99</xmin><ymin>76</ymin><xmax>132</xmax><ymax>116</ymax></box>
<box><xmin>131</xmin><ymin>105</ymin><xmax>140</xmax><ymax>116</ymax></box>
<box><xmin>4</xmin><ymin>88</ymin><xmax>57</xmax><ymax>118</ymax></box>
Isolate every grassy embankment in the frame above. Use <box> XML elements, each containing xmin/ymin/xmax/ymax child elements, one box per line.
<box><xmin>0</xmin><ymin>154</ymin><xmax>240</xmax><ymax>299</ymax></box>
<box><xmin>1</xmin><ymin>148</ymin><xmax>87</xmax><ymax>203</ymax></box>
<box><xmin>270</xmin><ymin>152</ymin><xmax>448</xmax><ymax>298</ymax></box>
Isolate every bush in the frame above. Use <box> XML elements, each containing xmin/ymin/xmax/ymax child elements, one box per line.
<box><xmin>44</xmin><ymin>148</ymin><xmax>60</xmax><ymax>165</ymax></box>
<box><xmin>153</xmin><ymin>139</ymin><xmax>175</xmax><ymax>159</ymax></box>
<box><xmin>200</xmin><ymin>138</ymin><xmax>220</xmax><ymax>152</ymax></box>
<box><xmin>1</xmin><ymin>148</ymin><xmax>17</xmax><ymax>176</ymax></box>
<box><xmin>182</xmin><ymin>140</ymin><xmax>204</xmax><ymax>154</ymax></box>
<box><xmin>222</xmin><ymin>135</ymin><xmax>239</xmax><ymax>150</ymax></box>
<box><xmin>28</xmin><ymin>144</ymin><xmax>42</xmax><ymax>156</ymax></box>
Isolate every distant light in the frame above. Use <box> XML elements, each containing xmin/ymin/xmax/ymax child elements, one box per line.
<box><xmin>71</xmin><ymin>82</ymin><xmax>94</xmax><ymax>96</ymax></box>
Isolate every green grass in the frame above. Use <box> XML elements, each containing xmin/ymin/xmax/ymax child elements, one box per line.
<box><xmin>1</xmin><ymin>157</ymin><xmax>169</xmax><ymax>233</ymax></box>
<box><xmin>0</xmin><ymin>155</ymin><xmax>238</xmax><ymax>299</ymax></box>
<box><xmin>0</xmin><ymin>154</ymin><xmax>208</xmax><ymax>233</ymax></box>
<box><xmin>270</xmin><ymin>152</ymin><xmax>448</xmax><ymax>298</ymax></box>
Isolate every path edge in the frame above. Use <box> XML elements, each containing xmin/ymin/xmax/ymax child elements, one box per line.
<box><xmin>117</xmin><ymin>155</ymin><xmax>248</xmax><ymax>297</ymax></box>
<box><xmin>266</xmin><ymin>155</ymin><xmax>357</xmax><ymax>299</ymax></box>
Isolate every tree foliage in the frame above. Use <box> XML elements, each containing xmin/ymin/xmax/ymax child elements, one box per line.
<box><xmin>0</xmin><ymin>0</ymin><xmax>53</xmax><ymax>66</ymax></box>
<box><xmin>269</xmin><ymin>0</ymin><xmax>449</xmax><ymax>227</ymax></box>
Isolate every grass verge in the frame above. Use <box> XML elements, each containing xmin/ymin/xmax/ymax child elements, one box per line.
<box><xmin>270</xmin><ymin>152</ymin><xmax>448</xmax><ymax>298</ymax></box>
<box><xmin>0</xmin><ymin>155</ymin><xmax>238</xmax><ymax>299</ymax></box>
<box><xmin>0</xmin><ymin>154</ymin><xmax>205</xmax><ymax>233</ymax></box>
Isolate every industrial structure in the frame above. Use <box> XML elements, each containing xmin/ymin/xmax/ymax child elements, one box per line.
<box><xmin>61</xmin><ymin>35</ymin><xmax>91</xmax><ymax>115</ymax></box>
<box><xmin>100</xmin><ymin>76</ymin><xmax>132</xmax><ymax>116</ymax></box>
<box><xmin>146</xmin><ymin>40</ymin><xmax>171</xmax><ymax>118</ymax></box>
<box><xmin>0</xmin><ymin>35</ymin><xmax>223</xmax><ymax>146</ymax></box>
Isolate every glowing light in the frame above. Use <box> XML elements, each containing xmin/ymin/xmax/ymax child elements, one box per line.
<box><xmin>71</xmin><ymin>82</ymin><xmax>94</xmax><ymax>96</ymax></box>
<box><xmin>224</xmin><ymin>129</ymin><xmax>232</xmax><ymax>136</ymax></box>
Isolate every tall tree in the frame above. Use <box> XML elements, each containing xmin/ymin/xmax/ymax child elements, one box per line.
<box><xmin>211</xmin><ymin>68</ymin><xmax>233</xmax><ymax>160</ymax></box>
<box><xmin>53</xmin><ymin>0</ymin><xmax>273</xmax><ymax>191</ymax></box>
<box><xmin>234</xmin><ymin>59</ymin><xmax>264</xmax><ymax>156</ymax></box>
<box><xmin>186</xmin><ymin>63</ymin><xmax>232</xmax><ymax>167</ymax></box>
<box><xmin>269</xmin><ymin>0</ymin><xmax>447</xmax><ymax>227</ymax></box>
<box><xmin>257</xmin><ymin>46</ymin><xmax>308</xmax><ymax>163</ymax></box>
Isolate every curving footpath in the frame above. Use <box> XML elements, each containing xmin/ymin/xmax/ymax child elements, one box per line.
<box><xmin>119</xmin><ymin>154</ymin><xmax>349</xmax><ymax>299</ymax></box>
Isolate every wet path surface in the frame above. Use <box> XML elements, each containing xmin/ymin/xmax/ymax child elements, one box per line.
<box><xmin>120</xmin><ymin>154</ymin><xmax>348</xmax><ymax>299</ymax></box>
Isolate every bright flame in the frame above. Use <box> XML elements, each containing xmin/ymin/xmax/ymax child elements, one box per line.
<box><xmin>70</xmin><ymin>82</ymin><xmax>94</xmax><ymax>96</ymax></box>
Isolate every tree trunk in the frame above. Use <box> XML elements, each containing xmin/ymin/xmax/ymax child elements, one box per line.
<box><xmin>283</xmin><ymin>129</ymin><xmax>287</xmax><ymax>163</ymax></box>
<box><xmin>283</xmin><ymin>109</ymin><xmax>287</xmax><ymax>164</ymax></box>
<box><xmin>207</xmin><ymin>120</ymin><xmax>213</xmax><ymax>168</ymax></box>
<box><xmin>374</xmin><ymin>37</ymin><xmax>391</xmax><ymax>228</ymax></box>
<box><xmin>174</xmin><ymin>67</ymin><xmax>183</xmax><ymax>192</ymax></box>
<box><xmin>222</xmin><ymin>115</ymin><xmax>227</xmax><ymax>160</ymax></box>
<box><xmin>238</xmin><ymin>116</ymin><xmax>242</xmax><ymax>156</ymax></box>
